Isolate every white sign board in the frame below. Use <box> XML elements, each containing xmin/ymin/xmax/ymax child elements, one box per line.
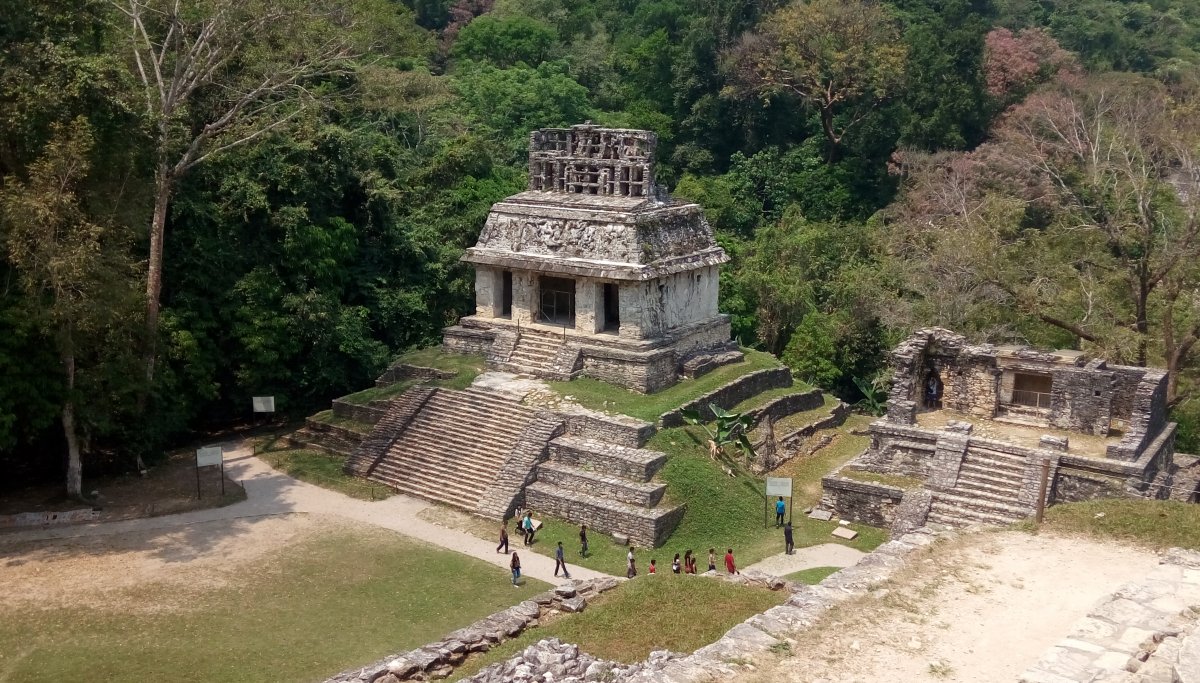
<box><xmin>252</xmin><ymin>396</ymin><xmax>276</xmax><ymax>413</ymax></box>
<box><xmin>196</xmin><ymin>446</ymin><xmax>223</xmax><ymax>468</ymax></box>
<box><xmin>765</xmin><ymin>477</ymin><xmax>793</xmax><ymax>497</ymax></box>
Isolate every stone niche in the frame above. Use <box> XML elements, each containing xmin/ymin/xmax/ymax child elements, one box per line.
<box><xmin>443</xmin><ymin>124</ymin><xmax>739</xmax><ymax>392</ymax></box>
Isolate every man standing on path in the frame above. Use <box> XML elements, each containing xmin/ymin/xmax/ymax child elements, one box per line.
<box><xmin>497</xmin><ymin>522</ymin><xmax>509</xmax><ymax>554</ymax></box>
<box><xmin>724</xmin><ymin>547</ymin><xmax>738</xmax><ymax>575</ymax></box>
<box><xmin>775</xmin><ymin>496</ymin><xmax>786</xmax><ymax>527</ymax></box>
<box><xmin>783</xmin><ymin>521</ymin><xmax>794</xmax><ymax>555</ymax></box>
<box><xmin>579</xmin><ymin>523</ymin><xmax>589</xmax><ymax>557</ymax></box>
<box><xmin>554</xmin><ymin>541</ymin><xmax>572</xmax><ymax>579</ymax></box>
<box><xmin>627</xmin><ymin>546</ymin><xmax>637</xmax><ymax>578</ymax></box>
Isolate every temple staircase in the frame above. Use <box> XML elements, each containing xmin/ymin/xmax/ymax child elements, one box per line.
<box><xmin>361</xmin><ymin>387</ymin><xmax>544</xmax><ymax>511</ymax></box>
<box><xmin>927</xmin><ymin>447</ymin><xmax>1034</xmax><ymax>527</ymax></box>
<box><xmin>494</xmin><ymin>329</ymin><xmax>581</xmax><ymax>380</ymax></box>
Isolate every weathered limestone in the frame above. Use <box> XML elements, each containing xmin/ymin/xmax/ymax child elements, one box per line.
<box><xmin>444</xmin><ymin>124</ymin><xmax>737</xmax><ymax>393</ymax></box>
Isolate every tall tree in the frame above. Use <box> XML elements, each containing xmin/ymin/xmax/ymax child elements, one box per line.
<box><xmin>727</xmin><ymin>0</ymin><xmax>908</xmax><ymax>159</ymax></box>
<box><xmin>2</xmin><ymin>119</ymin><xmax>140</xmax><ymax>497</ymax></box>
<box><xmin>109</xmin><ymin>0</ymin><xmax>385</xmax><ymax>386</ymax></box>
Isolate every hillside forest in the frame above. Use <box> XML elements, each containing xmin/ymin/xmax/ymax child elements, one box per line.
<box><xmin>1</xmin><ymin>0</ymin><xmax>1198</xmax><ymax>494</ymax></box>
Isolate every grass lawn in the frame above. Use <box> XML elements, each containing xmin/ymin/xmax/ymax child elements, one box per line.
<box><xmin>256</xmin><ymin>447</ymin><xmax>393</xmax><ymax>501</ymax></box>
<box><xmin>0</xmin><ymin>527</ymin><xmax>549</xmax><ymax>683</ymax></box>
<box><xmin>308</xmin><ymin>409</ymin><xmax>374</xmax><ymax>433</ymax></box>
<box><xmin>523</xmin><ymin>417</ymin><xmax>887</xmax><ymax>576</ymax></box>
<box><xmin>548</xmin><ymin>349</ymin><xmax>783</xmax><ymax>422</ymax></box>
<box><xmin>784</xmin><ymin>566</ymin><xmax>842</xmax><ymax>584</ymax></box>
<box><xmin>451</xmin><ymin>575</ymin><xmax>785</xmax><ymax>680</ymax></box>
<box><xmin>1036</xmin><ymin>499</ymin><xmax>1200</xmax><ymax>550</ymax></box>
<box><xmin>341</xmin><ymin>350</ymin><xmax>486</xmax><ymax>404</ymax></box>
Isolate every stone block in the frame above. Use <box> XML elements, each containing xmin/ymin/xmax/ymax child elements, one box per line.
<box><xmin>808</xmin><ymin>509</ymin><xmax>833</xmax><ymax>521</ymax></box>
<box><xmin>560</xmin><ymin>596</ymin><xmax>587</xmax><ymax>613</ymax></box>
<box><xmin>1041</xmin><ymin>435</ymin><xmax>1070</xmax><ymax>452</ymax></box>
<box><xmin>831</xmin><ymin>527</ymin><xmax>858</xmax><ymax>540</ymax></box>
<box><xmin>1177</xmin><ymin>635</ymin><xmax>1200</xmax><ymax>683</ymax></box>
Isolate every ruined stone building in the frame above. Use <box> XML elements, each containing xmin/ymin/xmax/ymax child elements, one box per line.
<box><xmin>822</xmin><ymin>328</ymin><xmax>1198</xmax><ymax>530</ymax></box>
<box><xmin>442</xmin><ymin>124</ymin><xmax>738</xmax><ymax>393</ymax></box>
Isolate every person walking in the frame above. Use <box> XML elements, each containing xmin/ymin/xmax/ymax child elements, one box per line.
<box><xmin>496</xmin><ymin>523</ymin><xmax>509</xmax><ymax>554</ymax></box>
<box><xmin>783</xmin><ymin>521</ymin><xmax>794</xmax><ymax>555</ymax></box>
<box><xmin>554</xmin><ymin>541</ymin><xmax>572</xmax><ymax>579</ymax></box>
<box><xmin>510</xmin><ymin>552</ymin><xmax>522</xmax><ymax>587</ymax></box>
<box><xmin>684</xmin><ymin>549</ymin><xmax>696</xmax><ymax>574</ymax></box>
<box><xmin>775</xmin><ymin>496</ymin><xmax>786</xmax><ymax>527</ymax></box>
<box><xmin>707</xmin><ymin>548</ymin><xmax>717</xmax><ymax>572</ymax></box>
<box><xmin>579</xmin><ymin>523</ymin><xmax>589</xmax><ymax>557</ymax></box>
<box><xmin>671</xmin><ymin>553</ymin><xmax>681</xmax><ymax>574</ymax></box>
<box><xmin>522</xmin><ymin>511</ymin><xmax>534</xmax><ymax>546</ymax></box>
<box><xmin>626</xmin><ymin>546</ymin><xmax>637</xmax><ymax>578</ymax></box>
<box><xmin>724</xmin><ymin>548</ymin><xmax>738</xmax><ymax>575</ymax></box>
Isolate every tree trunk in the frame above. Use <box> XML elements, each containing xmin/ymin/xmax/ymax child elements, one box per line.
<box><xmin>143</xmin><ymin>161</ymin><xmax>173</xmax><ymax>386</ymax></box>
<box><xmin>62</xmin><ymin>351</ymin><xmax>82</xmax><ymax>500</ymax></box>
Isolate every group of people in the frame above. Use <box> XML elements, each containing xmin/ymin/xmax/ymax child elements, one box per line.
<box><xmin>497</xmin><ymin>513</ymin><xmax>588</xmax><ymax>586</ymax></box>
<box><xmin>627</xmin><ymin>546</ymin><xmax>739</xmax><ymax>578</ymax></box>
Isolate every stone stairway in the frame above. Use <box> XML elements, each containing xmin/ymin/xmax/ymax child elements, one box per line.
<box><xmin>525</xmin><ymin>434</ymin><xmax>684</xmax><ymax>548</ymax></box>
<box><xmin>506</xmin><ymin>332</ymin><xmax>561</xmax><ymax>374</ymax></box>
<box><xmin>927</xmin><ymin>447</ymin><xmax>1033</xmax><ymax>526</ymax></box>
<box><xmin>366</xmin><ymin>387</ymin><xmax>541</xmax><ymax>511</ymax></box>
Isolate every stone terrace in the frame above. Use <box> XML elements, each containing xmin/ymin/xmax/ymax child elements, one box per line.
<box><xmin>916</xmin><ymin>408</ymin><xmax>1118</xmax><ymax>459</ymax></box>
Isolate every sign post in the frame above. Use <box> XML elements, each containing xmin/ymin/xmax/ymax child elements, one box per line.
<box><xmin>764</xmin><ymin>477</ymin><xmax>794</xmax><ymax>527</ymax></box>
<box><xmin>195</xmin><ymin>446</ymin><xmax>224</xmax><ymax>498</ymax></box>
<box><xmin>252</xmin><ymin>396</ymin><xmax>275</xmax><ymax>414</ymax></box>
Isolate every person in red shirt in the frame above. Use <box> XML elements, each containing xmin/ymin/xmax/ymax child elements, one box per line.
<box><xmin>724</xmin><ymin>548</ymin><xmax>738</xmax><ymax>575</ymax></box>
<box><xmin>648</xmin><ymin>559</ymin><xmax>657</xmax><ymax>574</ymax></box>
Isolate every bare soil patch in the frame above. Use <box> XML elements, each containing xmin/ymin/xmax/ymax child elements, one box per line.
<box><xmin>744</xmin><ymin>530</ymin><xmax>1159</xmax><ymax>683</ymax></box>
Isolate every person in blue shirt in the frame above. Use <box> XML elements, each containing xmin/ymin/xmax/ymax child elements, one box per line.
<box><xmin>775</xmin><ymin>496</ymin><xmax>786</xmax><ymax>527</ymax></box>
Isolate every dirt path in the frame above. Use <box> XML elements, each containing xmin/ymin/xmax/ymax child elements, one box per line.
<box><xmin>0</xmin><ymin>442</ymin><xmax>612</xmax><ymax>585</ymax></box>
<box><xmin>744</xmin><ymin>531</ymin><xmax>1160</xmax><ymax>683</ymax></box>
<box><xmin>745</xmin><ymin>543</ymin><xmax>866</xmax><ymax>575</ymax></box>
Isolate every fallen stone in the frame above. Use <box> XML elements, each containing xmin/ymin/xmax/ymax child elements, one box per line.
<box><xmin>554</xmin><ymin>585</ymin><xmax>577</xmax><ymax>598</ymax></box>
<box><xmin>832</xmin><ymin>527</ymin><xmax>858</xmax><ymax>540</ymax></box>
<box><xmin>386</xmin><ymin>658</ymin><xmax>419</xmax><ymax>678</ymax></box>
<box><xmin>612</xmin><ymin>532</ymin><xmax>629</xmax><ymax>545</ymax></box>
<box><xmin>808</xmin><ymin>509</ymin><xmax>833</xmax><ymax>521</ymax></box>
<box><xmin>1177</xmin><ymin>634</ymin><xmax>1200</xmax><ymax>683</ymax></box>
<box><xmin>560</xmin><ymin>596</ymin><xmax>587</xmax><ymax>613</ymax></box>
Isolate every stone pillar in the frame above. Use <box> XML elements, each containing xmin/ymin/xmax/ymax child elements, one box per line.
<box><xmin>575</xmin><ymin>278</ymin><xmax>600</xmax><ymax>334</ymax></box>
<box><xmin>617</xmin><ymin>282</ymin><xmax>644</xmax><ymax>339</ymax></box>
<box><xmin>512</xmin><ymin>270</ymin><xmax>537</xmax><ymax>326</ymax></box>
<box><xmin>474</xmin><ymin>267</ymin><xmax>495</xmax><ymax>317</ymax></box>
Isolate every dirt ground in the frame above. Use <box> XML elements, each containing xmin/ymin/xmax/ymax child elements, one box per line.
<box><xmin>0</xmin><ymin>513</ymin><xmax>323</xmax><ymax>613</ymax></box>
<box><xmin>744</xmin><ymin>530</ymin><xmax>1161</xmax><ymax>683</ymax></box>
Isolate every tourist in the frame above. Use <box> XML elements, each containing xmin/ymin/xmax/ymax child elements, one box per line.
<box><xmin>783</xmin><ymin>521</ymin><xmax>794</xmax><ymax>555</ymax></box>
<box><xmin>627</xmin><ymin>546</ymin><xmax>637</xmax><ymax>578</ymax></box>
<box><xmin>707</xmin><ymin>548</ymin><xmax>717</xmax><ymax>572</ymax></box>
<box><xmin>724</xmin><ymin>548</ymin><xmax>738</xmax><ymax>575</ymax></box>
<box><xmin>554</xmin><ymin>541</ymin><xmax>571</xmax><ymax>579</ymax></box>
<box><xmin>775</xmin><ymin>496</ymin><xmax>786</xmax><ymax>527</ymax></box>
<box><xmin>522</xmin><ymin>511</ymin><xmax>535</xmax><ymax>546</ymax></box>
<box><xmin>684</xmin><ymin>549</ymin><xmax>696</xmax><ymax>574</ymax></box>
<box><xmin>648</xmin><ymin>559</ymin><xmax>657</xmax><ymax>574</ymax></box>
<box><xmin>671</xmin><ymin>553</ymin><xmax>681</xmax><ymax>574</ymax></box>
<box><xmin>511</xmin><ymin>552</ymin><xmax>522</xmax><ymax>587</ymax></box>
<box><xmin>579</xmin><ymin>523</ymin><xmax>589</xmax><ymax>557</ymax></box>
<box><xmin>496</xmin><ymin>523</ymin><xmax>509</xmax><ymax>554</ymax></box>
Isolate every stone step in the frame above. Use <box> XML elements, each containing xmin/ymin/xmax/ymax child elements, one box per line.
<box><xmin>548</xmin><ymin>436</ymin><xmax>667</xmax><ymax>482</ymax></box>
<box><xmin>384</xmin><ymin>434</ymin><xmax>510</xmax><ymax>474</ymax></box>
<box><xmin>956</xmin><ymin>463</ymin><xmax>1025</xmax><ymax>488</ymax></box>
<box><xmin>950</xmin><ymin>482</ymin><xmax>1022</xmax><ymax>507</ymax></box>
<box><xmin>927</xmin><ymin>505</ymin><xmax>1023</xmax><ymax>528</ymax></box>
<box><xmin>412</xmin><ymin>404</ymin><xmax>530</xmax><ymax>439</ymax></box>
<box><xmin>516</xmin><ymin>334</ymin><xmax>562</xmax><ymax>350</ymax></box>
<box><xmin>399</xmin><ymin>424</ymin><xmax>519</xmax><ymax>457</ymax></box>
<box><xmin>964</xmin><ymin>448</ymin><xmax>1028</xmax><ymax>469</ymax></box>
<box><xmin>535</xmin><ymin>461</ymin><xmax>667</xmax><ymax>508</ymax></box>
<box><xmin>930</xmin><ymin>491</ymin><xmax>1030</xmax><ymax>519</ymax></box>
<box><xmin>524</xmin><ymin>482</ymin><xmax>685</xmax><ymax>548</ymax></box>
<box><xmin>372</xmin><ymin>455</ymin><xmax>495</xmax><ymax>493</ymax></box>
<box><xmin>452</xmin><ymin>388</ymin><xmax>540</xmax><ymax>415</ymax></box>
<box><xmin>951</xmin><ymin>476</ymin><xmax>1023</xmax><ymax>501</ymax></box>
<box><xmin>505</xmin><ymin>355</ymin><xmax>555</xmax><ymax>371</ymax></box>
<box><xmin>370</xmin><ymin>468</ymin><xmax>482</xmax><ymax>510</ymax></box>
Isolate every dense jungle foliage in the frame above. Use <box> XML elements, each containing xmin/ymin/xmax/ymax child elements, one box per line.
<box><xmin>1</xmin><ymin>0</ymin><xmax>1198</xmax><ymax>492</ymax></box>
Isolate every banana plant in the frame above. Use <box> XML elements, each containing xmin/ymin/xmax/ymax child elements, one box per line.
<box><xmin>681</xmin><ymin>402</ymin><xmax>757</xmax><ymax>464</ymax></box>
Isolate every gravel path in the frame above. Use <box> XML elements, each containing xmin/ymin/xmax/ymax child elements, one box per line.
<box><xmin>744</xmin><ymin>543</ymin><xmax>866</xmax><ymax>576</ymax></box>
<box><xmin>0</xmin><ymin>441</ymin><xmax>613</xmax><ymax>584</ymax></box>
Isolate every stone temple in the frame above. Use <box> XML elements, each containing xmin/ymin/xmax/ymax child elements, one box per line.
<box><xmin>442</xmin><ymin>124</ymin><xmax>739</xmax><ymax>392</ymax></box>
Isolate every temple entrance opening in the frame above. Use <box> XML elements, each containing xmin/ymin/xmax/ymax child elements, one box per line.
<box><xmin>602</xmin><ymin>283</ymin><xmax>620</xmax><ymax>333</ymax></box>
<box><xmin>538</xmin><ymin>276</ymin><xmax>575</xmax><ymax>327</ymax></box>
<box><xmin>500</xmin><ymin>271</ymin><xmax>513</xmax><ymax>318</ymax></box>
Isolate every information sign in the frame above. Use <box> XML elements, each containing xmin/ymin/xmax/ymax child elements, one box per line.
<box><xmin>252</xmin><ymin>396</ymin><xmax>276</xmax><ymax>413</ymax></box>
<box><xmin>765</xmin><ymin>477</ymin><xmax>793</xmax><ymax>497</ymax></box>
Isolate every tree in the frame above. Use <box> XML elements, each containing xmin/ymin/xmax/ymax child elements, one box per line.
<box><xmin>451</xmin><ymin>14</ymin><xmax>557</xmax><ymax>67</ymax></box>
<box><xmin>2</xmin><ymin>119</ymin><xmax>140</xmax><ymax>498</ymax></box>
<box><xmin>109</xmin><ymin>0</ymin><xmax>402</xmax><ymax>387</ymax></box>
<box><xmin>728</xmin><ymin>0</ymin><xmax>908</xmax><ymax>159</ymax></box>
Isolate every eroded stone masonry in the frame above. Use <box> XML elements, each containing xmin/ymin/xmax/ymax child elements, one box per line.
<box><xmin>822</xmin><ymin>328</ymin><xmax>1199</xmax><ymax>530</ymax></box>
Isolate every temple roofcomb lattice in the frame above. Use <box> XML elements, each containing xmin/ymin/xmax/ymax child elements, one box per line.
<box><xmin>527</xmin><ymin>124</ymin><xmax>659</xmax><ymax>199</ymax></box>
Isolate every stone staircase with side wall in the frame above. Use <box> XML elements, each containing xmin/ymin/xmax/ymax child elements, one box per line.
<box><xmin>363</xmin><ymin>387</ymin><xmax>547</xmax><ymax>511</ymax></box>
<box><xmin>927</xmin><ymin>445</ymin><xmax>1039</xmax><ymax>526</ymax></box>
<box><xmin>493</xmin><ymin>329</ymin><xmax>582</xmax><ymax>380</ymax></box>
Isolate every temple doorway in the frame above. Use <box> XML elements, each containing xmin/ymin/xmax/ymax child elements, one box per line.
<box><xmin>602</xmin><ymin>283</ymin><xmax>620</xmax><ymax>332</ymax></box>
<box><xmin>538</xmin><ymin>276</ymin><xmax>575</xmax><ymax>327</ymax></box>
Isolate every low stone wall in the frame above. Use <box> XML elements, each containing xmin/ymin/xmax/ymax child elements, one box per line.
<box><xmin>819</xmin><ymin>476</ymin><xmax>906</xmax><ymax>527</ymax></box>
<box><xmin>774</xmin><ymin>401</ymin><xmax>851</xmax><ymax>452</ymax></box>
<box><xmin>556</xmin><ymin>408</ymin><xmax>655</xmax><ymax>449</ymax></box>
<box><xmin>294</xmin><ymin>420</ymin><xmax>366</xmax><ymax>458</ymax></box>
<box><xmin>375</xmin><ymin>363</ymin><xmax>457</xmax><ymax>388</ymax></box>
<box><xmin>679</xmin><ymin>347</ymin><xmax>744</xmax><ymax>379</ymax></box>
<box><xmin>325</xmin><ymin>579</ymin><xmax>621</xmax><ymax>683</ymax></box>
<box><xmin>524</xmin><ymin>484</ymin><xmax>685</xmax><ymax>548</ymax></box>
<box><xmin>579</xmin><ymin>349</ymin><xmax>677</xmax><ymax>394</ymax></box>
<box><xmin>442</xmin><ymin>325</ymin><xmax>495</xmax><ymax>357</ymax></box>
<box><xmin>535</xmin><ymin>463</ymin><xmax>666</xmax><ymax>508</ymax></box>
<box><xmin>547</xmin><ymin>438</ymin><xmax>667</xmax><ymax>482</ymax></box>
<box><xmin>744</xmin><ymin>388</ymin><xmax>824</xmax><ymax>428</ymax></box>
<box><xmin>473</xmin><ymin>414</ymin><xmax>566</xmax><ymax>521</ymax></box>
<box><xmin>331</xmin><ymin>399</ymin><xmax>386</xmax><ymax>424</ymax></box>
<box><xmin>659</xmin><ymin>368</ymin><xmax>793</xmax><ymax>428</ymax></box>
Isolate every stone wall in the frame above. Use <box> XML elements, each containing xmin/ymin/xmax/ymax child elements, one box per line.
<box><xmin>857</xmin><ymin>421</ymin><xmax>940</xmax><ymax>478</ymax></box>
<box><xmin>343</xmin><ymin>387</ymin><xmax>436</xmax><ymax>477</ymax></box>
<box><xmin>556</xmin><ymin>407</ymin><xmax>655</xmax><ymax>449</ymax></box>
<box><xmin>659</xmin><ymin>368</ymin><xmax>793</xmax><ymax>427</ymax></box>
<box><xmin>474</xmin><ymin>414</ymin><xmax>566</xmax><ymax>520</ymax></box>
<box><xmin>819</xmin><ymin>476</ymin><xmax>905</xmax><ymax>527</ymax></box>
<box><xmin>743</xmin><ymin>388</ymin><xmax>824</xmax><ymax>428</ymax></box>
<box><xmin>546</xmin><ymin>438</ymin><xmax>667</xmax><ymax>482</ymax></box>
<box><xmin>579</xmin><ymin>349</ymin><xmax>677</xmax><ymax>394</ymax></box>
<box><xmin>331</xmin><ymin>399</ymin><xmax>386</xmax><ymax>425</ymax></box>
<box><xmin>374</xmin><ymin>363</ymin><xmax>457</xmax><ymax>388</ymax></box>
<box><xmin>535</xmin><ymin>464</ymin><xmax>665</xmax><ymax>508</ymax></box>
<box><xmin>442</xmin><ymin>325</ymin><xmax>494</xmax><ymax>356</ymax></box>
<box><xmin>524</xmin><ymin>485</ymin><xmax>685</xmax><ymax>547</ymax></box>
<box><xmin>325</xmin><ymin>579</ymin><xmax>621</xmax><ymax>683</ymax></box>
<box><xmin>1107</xmin><ymin>370</ymin><xmax>1171</xmax><ymax>461</ymax></box>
